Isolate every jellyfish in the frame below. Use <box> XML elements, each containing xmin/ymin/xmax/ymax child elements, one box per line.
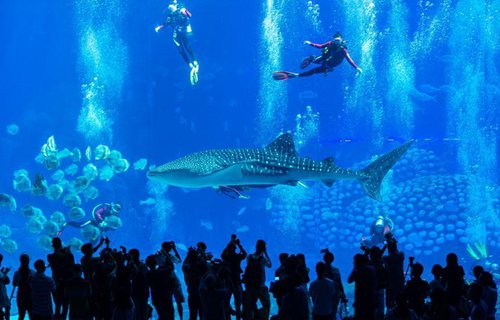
<box><xmin>99</xmin><ymin>166</ymin><xmax>114</xmax><ymax>181</ymax></box>
<box><xmin>43</xmin><ymin>220</ymin><xmax>60</xmax><ymax>237</ymax></box>
<box><xmin>65</xmin><ymin>164</ymin><xmax>79</xmax><ymax>176</ymax></box>
<box><xmin>46</xmin><ymin>184</ymin><xmax>64</xmax><ymax>200</ymax></box>
<box><xmin>69</xmin><ymin>207</ymin><xmax>86</xmax><ymax>221</ymax></box>
<box><xmin>21</xmin><ymin>204</ymin><xmax>42</xmax><ymax>218</ymax></box>
<box><xmin>13</xmin><ymin>170</ymin><xmax>32</xmax><ymax>192</ymax></box>
<box><xmin>0</xmin><ymin>225</ymin><xmax>12</xmax><ymax>238</ymax></box>
<box><xmin>27</xmin><ymin>213</ymin><xmax>47</xmax><ymax>234</ymax></box>
<box><xmin>83</xmin><ymin>186</ymin><xmax>99</xmax><ymax>201</ymax></box>
<box><xmin>113</xmin><ymin>159</ymin><xmax>130</xmax><ymax>173</ymax></box>
<box><xmin>1</xmin><ymin>239</ymin><xmax>18</xmax><ymax>253</ymax></box>
<box><xmin>72</xmin><ymin>176</ymin><xmax>90</xmax><ymax>194</ymax></box>
<box><xmin>68</xmin><ymin>237</ymin><xmax>84</xmax><ymax>251</ymax></box>
<box><xmin>6</xmin><ymin>123</ymin><xmax>19</xmax><ymax>135</ymax></box>
<box><xmin>37</xmin><ymin>236</ymin><xmax>53</xmax><ymax>251</ymax></box>
<box><xmin>83</xmin><ymin>164</ymin><xmax>98</xmax><ymax>180</ymax></box>
<box><xmin>72</xmin><ymin>148</ymin><xmax>82</xmax><ymax>162</ymax></box>
<box><xmin>0</xmin><ymin>193</ymin><xmax>17</xmax><ymax>211</ymax></box>
<box><xmin>106</xmin><ymin>150</ymin><xmax>122</xmax><ymax>164</ymax></box>
<box><xmin>63</xmin><ymin>194</ymin><xmax>82</xmax><ymax>208</ymax></box>
<box><xmin>81</xmin><ymin>225</ymin><xmax>101</xmax><ymax>241</ymax></box>
<box><xmin>51</xmin><ymin>170</ymin><xmax>65</xmax><ymax>182</ymax></box>
<box><xmin>50</xmin><ymin>211</ymin><xmax>66</xmax><ymax>227</ymax></box>
<box><xmin>44</xmin><ymin>154</ymin><xmax>60</xmax><ymax>170</ymax></box>
<box><xmin>94</xmin><ymin>145</ymin><xmax>111</xmax><ymax>160</ymax></box>
<box><xmin>57</xmin><ymin>148</ymin><xmax>73</xmax><ymax>160</ymax></box>
<box><xmin>102</xmin><ymin>216</ymin><xmax>122</xmax><ymax>230</ymax></box>
<box><xmin>133</xmin><ymin>159</ymin><xmax>148</xmax><ymax>171</ymax></box>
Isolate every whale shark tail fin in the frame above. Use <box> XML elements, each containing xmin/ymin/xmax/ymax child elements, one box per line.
<box><xmin>359</xmin><ymin>140</ymin><xmax>414</xmax><ymax>200</ymax></box>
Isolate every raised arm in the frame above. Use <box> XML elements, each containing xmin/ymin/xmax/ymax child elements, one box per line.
<box><xmin>304</xmin><ymin>40</ymin><xmax>332</xmax><ymax>49</ymax></box>
<box><xmin>344</xmin><ymin>48</ymin><xmax>360</xmax><ymax>70</ymax></box>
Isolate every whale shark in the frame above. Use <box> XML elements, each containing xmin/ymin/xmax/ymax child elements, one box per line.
<box><xmin>148</xmin><ymin>133</ymin><xmax>413</xmax><ymax>200</ymax></box>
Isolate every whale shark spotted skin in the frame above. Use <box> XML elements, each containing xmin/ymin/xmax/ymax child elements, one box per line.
<box><xmin>148</xmin><ymin>133</ymin><xmax>413</xmax><ymax>200</ymax></box>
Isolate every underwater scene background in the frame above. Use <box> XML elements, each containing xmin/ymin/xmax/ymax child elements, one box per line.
<box><xmin>1</xmin><ymin>0</ymin><xmax>499</xmax><ymax>316</ymax></box>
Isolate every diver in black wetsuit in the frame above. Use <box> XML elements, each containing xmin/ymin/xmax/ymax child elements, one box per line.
<box><xmin>64</xmin><ymin>203</ymin><xmax>121</xmax><ymax>233</ymax></box>
<box><xmin>155</xmin><ymin>0</ymin><xmax>199</xmax><ymax>85</ymax></box>
<box><xmin>273</xmin><ymin>32</ymin><xmax>362</xmax><ymax>80</ymax></box>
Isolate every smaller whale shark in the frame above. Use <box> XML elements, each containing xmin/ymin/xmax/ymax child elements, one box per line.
<box><xmin>148</xmin><ymin>133</ymin><xmax>413</xmax><ymax>200</ymax></box>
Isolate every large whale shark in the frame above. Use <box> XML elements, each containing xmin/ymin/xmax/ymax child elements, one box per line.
<box><xmin>148</xmin><ymin>133</ymin><xmax>413</xmax><ymax>200</ymax></box>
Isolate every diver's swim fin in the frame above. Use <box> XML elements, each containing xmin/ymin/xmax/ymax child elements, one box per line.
<box><xmin>273</xmin><ymin>71</ymin><xmax>299</xmax><ymax>81</ymax></box>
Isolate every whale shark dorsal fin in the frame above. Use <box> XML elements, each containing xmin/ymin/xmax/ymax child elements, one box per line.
<box><xmin>265</xmin><ymin>133</ymin><xmax>297</xmax><ymax>156</ymax></box>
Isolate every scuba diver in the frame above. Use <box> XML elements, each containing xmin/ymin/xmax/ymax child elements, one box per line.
<box><xmin>155</xmin><ymin>0</ymin><xmax>200</xmax><ymax>85</ymax></box>
<box><xmin>64</xmin><ymin>202</ymin><xmax>122</xmax><ymax>233</ymax></box>
<box><xmin>361</xmin><ymin>215</ymin><xmax>394</xmax><ymax>249</ymax></box>
<box><xmin>273</xmin><ymin>32</ymin><xmax>362</xmax><ymax>81</ymax></box>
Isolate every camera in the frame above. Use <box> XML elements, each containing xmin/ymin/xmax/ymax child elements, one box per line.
<box><xmin>320</xmin><ymin>248</ymin><xmax>330</xmax><ymax>254</ymax></box>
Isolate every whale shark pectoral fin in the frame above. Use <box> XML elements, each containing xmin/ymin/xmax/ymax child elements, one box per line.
<box><xmin>322</xmin><ymin>179</ymin><xmax>337</xmax><ymax>187</ymax></box>
<box><xmin>264</xmin><ymin>133</ymin><xmax>298</xmax><ymax>157</ymax></box>
<box><xmin>217</xmin><ymin>186</ymin><xmax>250</xmax><ymax>199</ymax></box>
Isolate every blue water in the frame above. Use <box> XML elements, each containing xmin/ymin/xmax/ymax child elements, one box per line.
<box><xmin>1</xmin><ymin>0</ymin><xmax>499</xmax><ymax>316</ymax></box>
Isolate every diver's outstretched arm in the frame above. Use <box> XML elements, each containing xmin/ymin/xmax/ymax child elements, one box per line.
<box><xmin>305</xmin><ymin>40</ymin><xmax>332</xmax><ymax>49</ymax></box>
<box><xmin>344</xmin><ymin>48</ymin><xmax>362</xmax><ymax>73</ymax></box>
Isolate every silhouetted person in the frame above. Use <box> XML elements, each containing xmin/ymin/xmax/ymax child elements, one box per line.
<box><xmin>271</xmin><ymin>253</ymin><xmax>289</xmax><ymax>310</ymax></box>
<box><xmin>428</xmin><ymin>288</ymin><xmax>458</xmax><ymax>320</ymax></box>
<box><xmin>469</xmin><ymin>283</ymin><xmax>488</xmax><ymax>320</ymax></box>
<box><xmin>370</xmin><ymin>247</ymin><xmax>388</xmax><ymax>320</ymax></box>
<box><xmin>183</xmin><ymin>243</ymin><xmax>210</xmax><ymax>320</ymax></box>
<box><xmin>383</xmin><ymin>240</ymin><xmax>405</xmax><ymax>309</ymax></box>
<box><xmin>243</xmin><ymin>239</ymin><xmax>272</xmax><ymax>320</ymax></box>
<box><xmin>404</xmin><ymin>262</ymin><xmax>429</xmax><ymax>317</ymax></box>
<box><xmin>81</xmin><ymin>238</ymin><xmax>106</xmax><ymax>281</ymax></box>
<box><xmin>47</xmin><ymin>237</ymin><xmax>75</xmax><ymax>320</ymax></box>
<box><xmin>112</xmin><ymin>269</ymin><xmax>135</xmax><ymax>320</ymax></box>
<box><xmin>146</xmin><ymin>255</ymin><xmax>174</xmax><ymax>320</ymax></box>
<box><xmin>279</xmin><ymin>274</ymin><xmax>309</xmax><ymax>320</ymax></box>
<box><xmin>65</xmin><ymin>264</ymin><xmax>92</xmax><ymax>320</ymax></box>
<box><xmin>442</xmin><ymin>253</ymin><xmax>465</xmax><ymax>309</ymax></box>
<box><xmin>128</xmin><ymin>249</ymin><xmax>149</xmax><ymax>320</ymax></box>
<box><xmin>323</xmin><ymin>250</ymin><xmax>346</xmax><ymax>314</ymax></box>
<box><xmin>156</xmin><ymin>241</ymin><xmax>184</xmax><ymax>320</ymax></box>
<box><xmin>221</xmin><ymin>235</ymin><xmax>247</xmax><ymax>320</ymax></box>
<box><xmin>0</xmin><ymin>254</ymin><xmax>11</xmax><ymax>320</ymax></box>
<box><xmin>309</xmin><ymin>262</ymin><xmax>337</xmax><ymax>320</ymax></box>
<box><xmin>13</xmin><ymin>254</ymin><xmax>34</xmax><ymax>320</ymax></box>
<box><xmin>429</xmin><ymin>264</ymin><xmax>444</xmax><ymax>295</ymax></box>
<box><xmin>348</xmin><ymin>254</ymin><xmax>376</xmax><ymax>320</ymax></box>
<box><xmin>385</xmin><ymin>294</ymin><xmax>418</xmax><ymax>320</ymax></box>
<box><xmin>478</xmin><ymin>272</ymin><xmax>497</xmax><ymax>320</ymax></box>
<box><xmin>30</xmin><ymin>260</ymin><xmax>56</xmax><ymax>320</ymax></box>
<box><xmin>473</xmin><ymin>265</ymin><xmax>485</xmax><ymax>285</ymax></box>
<box><xmin>94</xmin><ymin>249</ymin><xmax>116</xmax><ymax>320</ymax></box>
<box><xmin>199</xmin><ymin>273</ymin><xmax>229</xmax><ymax>320</ymax></box>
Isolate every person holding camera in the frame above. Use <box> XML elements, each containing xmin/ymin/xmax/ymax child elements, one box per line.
<box><xmin>243</xmin><ymin>239</ymin><xmax>272</xmax><ymax>320</ymax></box>
<box><xmin>221</xmin><ymin>235</ymin><xmax>247</xmax><ymax>320</ymax></box>
<box><xmin>47</xmin><ymin>237</ymin><xmax>75</xmax><ymax>320</ymax></box>
<box><xmin>183</xmin><ymin>243</ymin><xmax>210</xmax><ymax>320</ymax></box>
<box><xmin>155</xmin><ymin>241</ymin><xmax>185</xmax><ymax>320</ymax></box>
<box><xmin>348</xmin><ymin>254</ymin><xmax>377</xmax><ymax>320</ymax></box>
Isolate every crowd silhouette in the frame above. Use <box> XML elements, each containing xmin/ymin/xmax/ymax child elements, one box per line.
<box><xmin>0</xmin><ymin>233</ymin><xmax>497</xmax><ymax>320</ymax></box>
